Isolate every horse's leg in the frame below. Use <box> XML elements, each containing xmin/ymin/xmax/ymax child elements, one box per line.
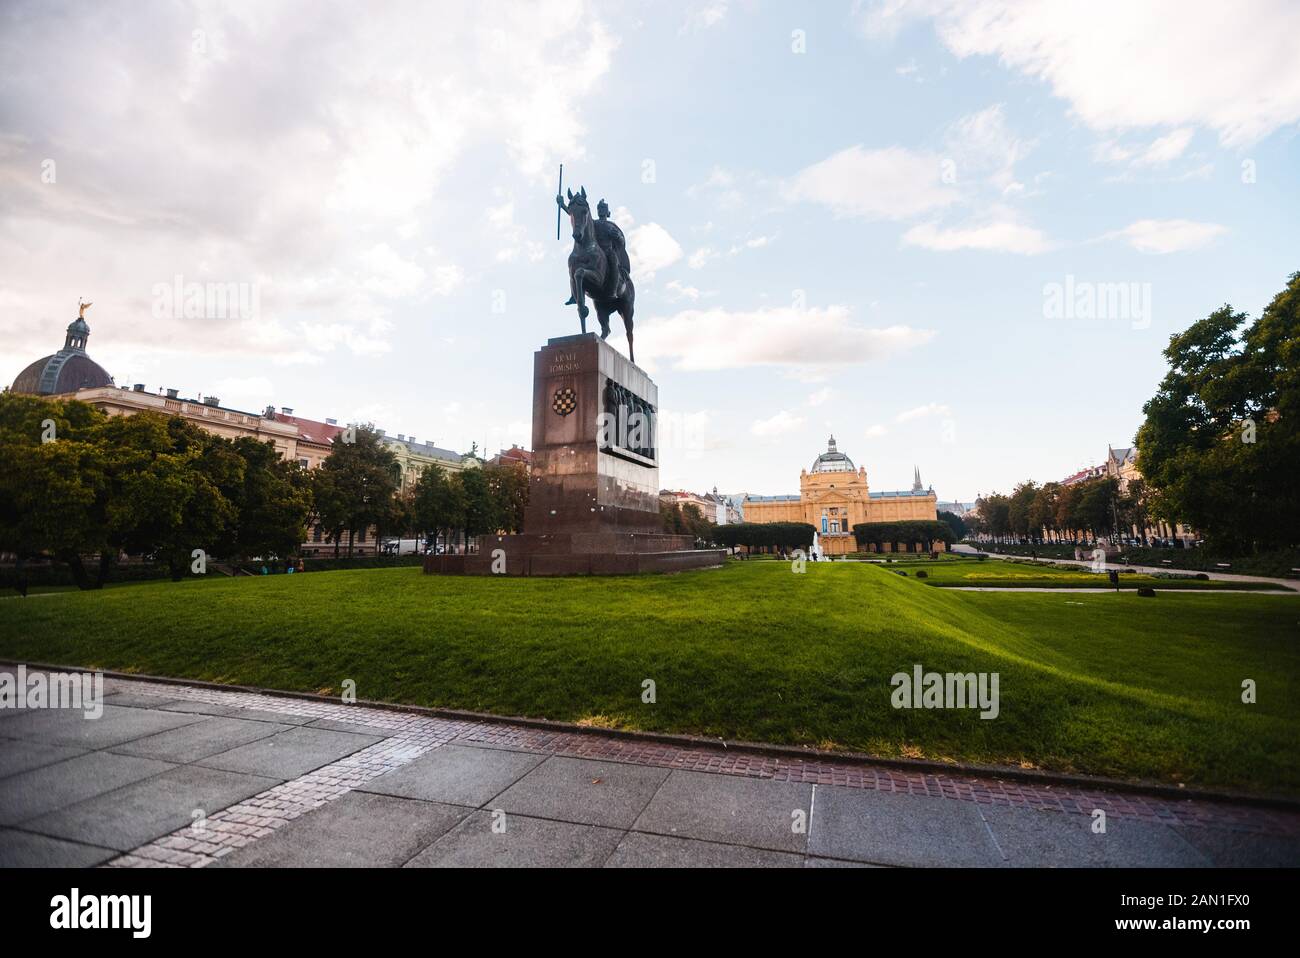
<box><xmin>574</xmin><ymin>268</ymin><xmax>589</xmax><ymax>331</ymax></box>
<box><xmin>621</xmin><ymin>287</ymin><xmax>637</xmax><ymax>361</ymax></box>
<box><xmin>595</xmin><ymin>302</ymin><xmax>612</xmax><ymax>340</ymax></box>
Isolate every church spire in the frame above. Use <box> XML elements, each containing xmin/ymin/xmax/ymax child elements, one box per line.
<box><xmin>912</xmin><ymin>465</ymin><xmax>923</xmax><ymax>492</ymax></box>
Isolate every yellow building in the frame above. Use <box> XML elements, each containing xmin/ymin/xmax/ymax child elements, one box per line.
<box><xmin>744</xmin><ymin>436</ymin><xmax>941</xmax><ymax>555</ymax></box>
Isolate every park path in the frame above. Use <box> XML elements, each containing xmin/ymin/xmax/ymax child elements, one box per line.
<box><xmin>940</xmin><ymin>586</ymin><xmax>1299</xmax><ymax>594</ymax></box>
<box><xmin>951</xmin><ymin>544</ymin><xmax>1298</xmax><ymax>590</ymax></box>
<box><xmin>2</xmin><ymin>667</ymin><xmax>1297</xmax><ymax>868</ymax></box>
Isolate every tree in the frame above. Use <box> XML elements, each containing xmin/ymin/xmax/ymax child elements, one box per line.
<box><xmin>1008</xmin><ymin>481</ymin><xmax>1039</xmax><ymax>541</ymax></box>
<box><xmin>852</xmin><ymin>520</ymin><xmax>954</xmax><ymax>553</ymax></box>
<box><xmin>226</xmin><ymin>437</ymin><xmax>312</xmax><ymax>560</ymax></box>
<box><xmin>313</xmin><ymin>426</ymin><xmax>399</xmax><ymax>556</ymax></box>
<box><xmin>1029</xmin><ymin>483</ymin><xmax>1060</xmax><ymax>542</ymax></box>
<box><xmin>456</xmin><ymin>466</ymin><xmax>498</xmax><ymax>547</ymax></box>
<box><xmin>938</xmin><ymin>510</ymin><xmax>967</xmax><ymax>540</ymax></box>
<box><xmin>487</xmin><ymin>464</ymin><xmax>529</xmax><ymax>533</ymax></box>
<box><xmin>99</xmin><ymin>413</ymin><xmax>240</xmax><ymax>581</ymax></box>
<box><xmin>411</xmin><ymin>463</ymin><xmax>465</xmax><ymax>552</ymax></box>
<box><xmin>0</xmin><ymin>394</ymin><xmax>113</xmax><ymax>589</ymax></box>
<box><xmin>1136</xmin><ymin>272</ymin><xmax>1300</xmax><ymax>553</ymax></box>
<box><xmin>977</xmin><ymin>493</ymin><xmax>1011</xmax><ymax>543</ymax></box>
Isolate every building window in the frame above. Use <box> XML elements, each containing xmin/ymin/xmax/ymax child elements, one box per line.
<box><xmin>313</xmin><ymin>526</ymin><xmax>322</xmax><ymax>543</ymax></box>
<box><xmin>298</xmin><ymin>458</ymin><xmax>309</xmax><ymax>469</ymax></box>
<box><xmin>821</xmin><ymin>517</ymin><xmax>828</xmax><ymax>534</ymax></box>
<box><xmin>358</xmin><ymin>528</ymin><xmax>366</xmax><ymax>543</ymax></box>
<box><xmin>830</xmin><ymin>521</ymin><xmax>839</xmax><ymax>534</ymax></box>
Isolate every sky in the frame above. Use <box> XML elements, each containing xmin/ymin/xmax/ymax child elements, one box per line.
<box><xmin>2</xmin><ymin>0</ymin><xmax>1298</xmax><ymax>502</ymax></box>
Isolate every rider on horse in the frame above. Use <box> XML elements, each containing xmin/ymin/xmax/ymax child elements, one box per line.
<box><xmin>557</xmin><ymin>194</ymin><xmax>629</xmax><ymax>304</ymax></box>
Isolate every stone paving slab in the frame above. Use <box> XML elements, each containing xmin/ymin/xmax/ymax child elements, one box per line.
<box><xmin>0</xmin><ymin>828</ymin><xmax>118</xmax><ymax>868</ymax></box>
<box><xmin>0</xmin><ymin>740</ymin><xmax>88</xmax><ymax>779</ymax></box>
<box><xmin>102</xmin><ymin>690</ymin><xmax>187</xmax><ymax>710</ymax></box>
<box><xmin>216</xmin><ymin>791</ymin><xmax>467</xmax><ymax>868</ymax></box>
<box><xmin>981</xmin><ymin>803</ymin><xmax>1210</xmax><ymax>868</ymax></box>
<box><xmin>604</xmin><ymin>831</ymin><xmax>804</xmax><ymax>868</ymax></box>
<box><xmin>808</xmin><ymin>784</ymin><xmax>1001</xmax><ymax>866</ymax></box>
<box><xmin>196</xmin><ymin>726</ymin><xmax>384</xmax><ymax>780</ymax></box>
<box><xmin>0</xmin><ymin>751</ymin><xmax>175</xmax><ymax>825</ymax></box>
<box><xmin>111</xmin><ymin>716</ymin><xmax>294</xmax><ymax>764</ymax></box>
<box><xmin>23</xmin><ymin>764</ymin><xmax>281</xmax><ymax>852</ymax></box>
<box><xmin>358</xmin><ymin>743</ymin><xmax>544</xmax><ymax>807</ymax></box>
<box><xmin>633</xmin><ymin>769</ymin><xmax>813</xmax><ymax>853</ymax></box>
<box><xmin>493</xmin><ymin>756</ymin><xmax>670</xmax><ymax>829</ymax></box>
<box><xmin>0</xmin><ymin>704</ymin><xmax>204</xmax><ymax>750</ymax></box>
<box><xmin>405</xmin><ymin>809</ymin><xmax>624</xmax><ymax>868</ymax></box>
<box><xmin>1171</xmin><ymin>823</ymin><xmax>1300</xmax><ymax>868</ymax></box>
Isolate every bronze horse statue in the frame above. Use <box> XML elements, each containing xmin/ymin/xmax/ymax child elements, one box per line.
<box><xmin>560</xmin><ymin>187</ymin><xmax>636</xmax><ymax>363</ymax></box>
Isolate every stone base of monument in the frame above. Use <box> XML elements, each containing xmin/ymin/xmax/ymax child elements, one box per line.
<box><xmin>424</xmin><ymin>333</ymin><xmax>725</xmax><ymax>577</ymax></box>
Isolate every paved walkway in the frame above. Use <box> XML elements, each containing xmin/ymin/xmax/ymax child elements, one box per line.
<box><xmin>952</xmin><ymin>544</ymin><xmax>1298</xmax><ymax>590</ymax></box>
<box><xmin>2</xmin><ymin>669</ymin><xmax>1297</xmax><ymax>868</ymax></box>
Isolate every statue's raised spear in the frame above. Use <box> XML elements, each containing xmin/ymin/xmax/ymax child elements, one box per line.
<box><xmin>555</xmin><ymin>163</ymin><xmax>564</xmax><ymax>240</ymax></box>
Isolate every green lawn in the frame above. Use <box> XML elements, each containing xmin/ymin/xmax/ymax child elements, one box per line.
<box><xmin>0</xmin><ymin>562</ymin><xmax>1295</xmax><ymax>794</ymax></box>
<box><xmin>882</xmin><ymin>557</ymin><xmax>1286</xmax><ymax>590</ymax></box>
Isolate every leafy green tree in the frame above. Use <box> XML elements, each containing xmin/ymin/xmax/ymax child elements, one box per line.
<box><xmin>226</xmin><ymin>437</ymin><xmax>312</xmax><ymax>560</ymax></box>
<box><xmin>313</xmin><ymin>425</ymin><xmax>399</xmax><ymax>556</ymax></box>
<box><xmin>1137</xmin><ymin>272</ymin><xmax>1300</xmax><ymax>553</ymax></box>
<box><xmin>100</xmin><ymin>413</ymin><xmax>239</xmax><ymax>581</ymax></box>
<box><xmin>977</xmin><ymin>493</ymin><xmax>1011</xmax><ymax>542</ymax></box>
<box><xmin>1008</xmin><ymin>481</ymin><xmax>1039</xmax><ymax>541</ymax></box>
<box><xmin>938</xmin><ymin>510</ymin><xmax>967</xmax><ymax>540</ymax></box>
<box><xmin>411</xmin><ymin>463</ymin><xmax>465</xmax><ymax>552</ymax></box>
<box><xmin>457</xmin><ymin>466</ymin><xmax>498</xmax><ymax>546</ymax></box>
<box><xmin>487</xmin><ymin>464</ymin><xmax>529</xmax><ymax>533</ymax></box>
<box><xmin>0</xmin><ymin>395</ymin><xmax>113</xmax><ymax>589</ymax></box>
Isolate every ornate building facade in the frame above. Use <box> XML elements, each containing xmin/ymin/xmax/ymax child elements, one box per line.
<box><xmin>743</xmin><ymin>436</ymin><xmax>940</xmax><ymax>555</ymax></box>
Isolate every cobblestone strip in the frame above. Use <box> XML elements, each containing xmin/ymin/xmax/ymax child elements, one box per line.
<box><xmin>94</xmin><ymin>674</ymin><xmax>1300</xmax><ymax>864</ymax></box>
<box><xmin>104</xmin><ymin>679</ymin><xmax>474</xmax><ymax>867</ymax></box>
<box><xmin>454</xmin><ymin>724</ymin><xmax>1300</xmax><ymax>836</ymax></box>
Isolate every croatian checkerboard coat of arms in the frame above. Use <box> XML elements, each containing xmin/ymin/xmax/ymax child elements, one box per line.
<box><xmin>552</xmin><ymin>386</ymin><xmax>577</xmax><ymax>416</ymax></box>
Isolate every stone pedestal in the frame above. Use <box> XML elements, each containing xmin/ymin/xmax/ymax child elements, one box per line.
<box><xmin>425</xmin><ymin>333</ymin><xmax>725</xmax><ymax>576</ymax></box>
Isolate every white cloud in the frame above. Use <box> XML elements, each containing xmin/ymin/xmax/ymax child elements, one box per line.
<box><xmin>681</xmin><ymin>1</ymin><xmax>729</xmax><ymax>34</ymax></box>
<box><xmin>944</xmin><ymin>103</ymin><xmax>1029</xmax><ymax>192</ymax></box>
<box><xmin>637</xmin><ymin>305</ymin><xmax>935</xmax><ymax>372</ymax></box>
<box><xmin>786</xmin><ymin>145</ymin><xmax>958</xmax><ymax>220</ymax></box>
<box><xmin>360</xmin><ymin>244</ymin><xmax>426</xmax><ymax>298</ymax></box>
<box><xmin>751</xmin><ymin>410</ymin><xmax>805</xmax><ymax>438</ymax></box>
<box><xmin>807</xmin><ymin>386</ymin><xmax>833</xmax><ymax>407</ymax></box>
<box><xmin>895</xmin><ymin>402</ymin><xmax>951</xmax><ymax>422</ymax></box>
<box><xmin>665</xmin><ymin>279</ymin><xmax>702</xmax><ymax>301</ymax></box>
<box><xmin>902</xmin><ymin>220</ymin><xmax>1051</xmax><ymax>254</ymax></box>
<box><xmin>867</xmin><ymin>0</ymin><xmax>1300</xmax><ymax>147</ymax></box>
<box><xmin>1095</xmin><ymin>127</ymin><xmax>1195</xmax><ymax>170</ymax></box>
<box><xmin>1107</xmin><ymin>219</ymin><xmax>1228</xmax><ymax>254</ymax></box>
<box><xmin>626</xmin><ymin>223</ymin><xmax>683</xmax><ymax>278</ymax></box>
<box><xmin>688</xmin><ymin>246</ymin><xmax>718</xmax><ymax>269</ymax></box>
<box><xmin>864</xmin><ymin>424</ymin><xmax>889</xmax><ymax>438</ymax></box>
